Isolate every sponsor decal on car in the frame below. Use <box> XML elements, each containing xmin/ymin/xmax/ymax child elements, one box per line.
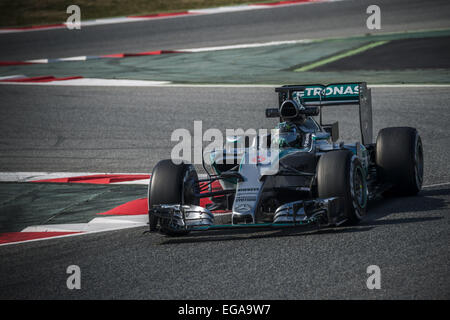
<box><xmin>293</xmin><ymin>83</ymin><xmax>360</xmax><ymax>104</ymax></box>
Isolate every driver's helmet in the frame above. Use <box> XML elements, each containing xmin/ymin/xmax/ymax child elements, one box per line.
<box><xmin>271</xmin><ymin>122</ymin><xmax>302</xmax><ymax>149</ymax></box>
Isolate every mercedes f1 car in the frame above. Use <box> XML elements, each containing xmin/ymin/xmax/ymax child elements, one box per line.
<box><xmin>148</xmin><ymin>82</ymin><xmax>423</xmax><ymax>236</ymax></box>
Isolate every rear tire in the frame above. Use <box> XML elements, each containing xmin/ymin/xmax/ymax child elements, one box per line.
<box><xmin>317</xmin><ymin>150</ymin><xmax>367</xmax><ymax>225</ymax></box>
<box><xmin>148</xmin><ymin>160</ymin><xmax>199</xmax><ymax>236</ymax></box>
<box><xmin>376</xmin><ymin>127</ymin><xmax>423</xmax><ymax>196</ymax></box>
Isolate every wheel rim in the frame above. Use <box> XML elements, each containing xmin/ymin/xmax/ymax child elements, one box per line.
<box><xmin>182</xmin><ymin>167</ymin><xmax>199</xmax><ymax>205</ymax></box>
<box><xmin>353</xmin><ymin>166</ymin><xmax>367</xmax><ymax>209</ymax></box>
<box><xmin>414</xmin><ymin>137</ymin><xmax>424</xmax><ymax>189</ymax></box>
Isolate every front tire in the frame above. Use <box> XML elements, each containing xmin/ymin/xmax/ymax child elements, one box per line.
<box><xmin>148</xmin><ymin>160</ymin><xmax>199</xmax><ymax>236</ymax></box>
<box><xmin>317</xmin><ymin>150</ymin><xmax>367</xmax><ymax>225</ymax></box>
<box><xmin>376</xmin><ymin>127</ymin><xmax>423</xmax><ymax>196</ymax></box>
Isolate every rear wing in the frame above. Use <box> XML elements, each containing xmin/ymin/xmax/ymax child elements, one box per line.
<box><xmin>275</xmin><ymin>82</ymin><xmax>373</xmax><ymax>145</ymax></box>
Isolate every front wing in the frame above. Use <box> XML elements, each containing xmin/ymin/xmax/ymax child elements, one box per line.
<box><xmin>149</xmin><ymin>197</ymin><xmax>345</xmax><ymax>233</ymax></box>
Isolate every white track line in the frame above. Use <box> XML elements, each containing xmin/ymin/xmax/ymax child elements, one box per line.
<box><xmin>0</xmin><ymin>74</ymin><xmax>27</xmax><ymax>80</ymax></box>
<box><xmin>112</xmin><ymin>179</ymin><xmax>150</xmax><ymax>185</ymax></box>
<box><xmin>369</xmin><ymin>84</ymin><xmax>450</xmax><ymax>88</ymax></box>
<box><xmin>22</xmin><ymin>215</ymin><xmax>149</xmax><ymax>233</ymax></box>
<box><xmin>0</xmin><ymin>0</ymin><xmax>335</xmax><ymax>34</ymax></box>
<box><xmin>0</xmin><ymin>78</ymin><xmax>171</xmax><ymax>86</ymax></box>
<box><xmin>189</xmin><ymin>4</ymin><xmax>268</xmax><ymax>14</ymax></box>
<box><xmin>0</xmin><ymin>172</ymin><xmax>206</xmax><ymax>184</ymax></box>
<box><xmin>24</xmin><ymin>59</ymin><xmax>49</xmax><ymax>64</ymax></box>
<box><xmin>422</xmin><ymin>182</ymin><xmax>450</xmax><ymax>188</ymax></box>
<box><xmin>0</xmin><ymin>172</ymin><xmax>149</xmax><ymax>182</ymax></box>
<box><xmin>179</xmin><ymin>39</ymin><xmax>314</xmax><ymax>52</ymax></box>
<box><xmin>0</xmin><ymin>216</ymin><xmax>149</xmax><ymax>247</ymax></box>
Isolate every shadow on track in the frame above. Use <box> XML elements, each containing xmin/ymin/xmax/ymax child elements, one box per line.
<box><xmin>157</xmin><ymin>225</ymin><xmax>375</xmax><ymax>245</ymax></box>
<box><xmin>365</xmin><ymin>186</ymin><xmax>449</xmax><ymax>219</ymax></box>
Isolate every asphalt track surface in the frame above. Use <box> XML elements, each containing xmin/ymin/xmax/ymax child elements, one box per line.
<box><xmin>0</xmin><ymin>86</ymin><xmax>449</xmax><ymax>184</ymax></box>
<box><xmin>0</xmin><ymin>86</ymin><xmax>449</xmax><ymax>299</ymax></box>
<box><xmin>0</xmin><ymin>0</ymin><xmax>449</xmax><ymax>300</ymax></box>
<box><xmin>1</xmin><ymin>0</ymin><xmax>450</xmax><ymax>61</ymax></box>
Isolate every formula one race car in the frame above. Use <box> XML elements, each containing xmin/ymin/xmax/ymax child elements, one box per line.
<box><xmin>148</xmin><ymin>82</ymin><xmax>423</xmax><ymax>236</ymax></box>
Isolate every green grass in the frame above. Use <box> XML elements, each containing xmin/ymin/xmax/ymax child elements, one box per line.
<box><xmin>0</xmin><ymin>0</ymin><xmax>273</xmax><ymax>28</ymax></box>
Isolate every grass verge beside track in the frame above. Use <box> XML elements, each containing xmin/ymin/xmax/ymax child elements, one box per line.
<box><xmin>1</xmin><ymin>29</ymin><xmax>449</xmax><ymax>84</ymax></box>
<box><xmin>0</xmin><ymin>183</ymin><xmax>147</xmax><ymax>232</ymax></box>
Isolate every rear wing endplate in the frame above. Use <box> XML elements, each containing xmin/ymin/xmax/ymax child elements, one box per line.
<box><xmin>275</xmin><ymin>82</ymin><xmax>373</xmax><ymax>145</ymax></box>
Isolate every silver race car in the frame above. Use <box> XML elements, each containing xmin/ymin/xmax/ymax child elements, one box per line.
<box><xmin>148</xmin><ymin>82</ymin><xmax>423</xmax><ymax>236</ymax></box>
